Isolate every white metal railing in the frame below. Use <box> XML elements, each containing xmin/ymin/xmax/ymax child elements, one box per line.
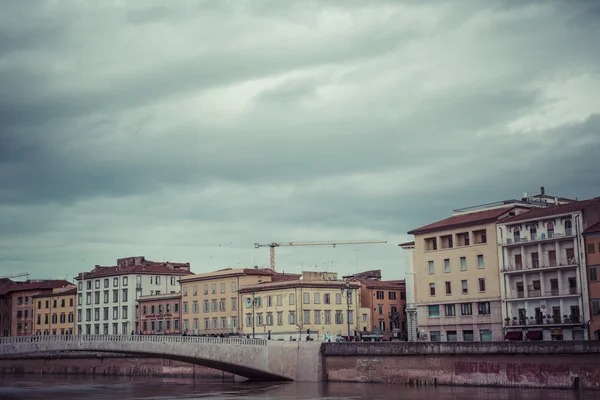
<box><xmin>501</xmin><ymin>258</ymin><xmax>580</xmax><ymax>272</ymax></box>
<box><xmin>0</xmin><ymin>334</ymin><xmax>266</xmax><ymax>346</ymax></box>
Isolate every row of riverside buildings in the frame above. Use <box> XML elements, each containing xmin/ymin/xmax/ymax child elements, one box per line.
<box><xmin>0</xmin><ymin>256</ymin><xmax>407</xmax><ymax>341</ymax></box>
<box><xmin>401</xmin><ymin>187</ymin><xmax>600</xmax><ymax>342</ymax></box>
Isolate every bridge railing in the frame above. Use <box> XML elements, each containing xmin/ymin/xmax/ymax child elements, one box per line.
<box><xmin>0</xmin><ymin>335</ymin><xmax>266</xmax><ymax>346</ymax></box>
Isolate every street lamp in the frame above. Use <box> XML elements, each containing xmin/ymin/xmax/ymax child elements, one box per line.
<box><xmin>341</xmin><ymin>282</ymin><xmax>352</xmax><ymax>340</ymax></box>
<box><xmin>251</xmin><ymin>292</ymin><xmax>256</xmax><ymax>339</ymax></box>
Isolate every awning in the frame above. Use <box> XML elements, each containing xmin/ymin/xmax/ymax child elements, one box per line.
<box><xmin>504</xmin><ymin>331</ymin><xmax>522</xmax><ymax>340</ymax></box>
<box><xmin>526</xmin><ymin>330</ymin><xmax>543</xmax><ymax>340</ymax></box>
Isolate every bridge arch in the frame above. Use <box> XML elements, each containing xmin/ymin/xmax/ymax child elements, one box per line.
<box><xmin>0</xmin><ymin>335</ymin><xmax>292</xmax><ymax>381</ymax></box>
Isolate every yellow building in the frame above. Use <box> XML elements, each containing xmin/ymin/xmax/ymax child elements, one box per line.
<box><xmin>238</xmin><ymin>271</ymin><xmax>361</xmax><ymax>341</ymax></box>
<box><xmin>179</xmin><ymin>268</ymin><xmax>299</xmax><ymax>335</ymax></box>
<box><xmin>33</xmin><ymin>286</ymin><xmax>77</xmax><ymax>335</ymax></box>
<box><xmin>408</xmin><ymin>205</ymin><xmax>531</xmax><ymax>342</ymax></box>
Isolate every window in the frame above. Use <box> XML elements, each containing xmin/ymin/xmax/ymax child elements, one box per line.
<box><xmin>460</xmin><ymin>257</ymin><xmax>467</xmax><ymax>271</ymax></box>
<box><xmin>113</xmin><ymin>278</ymin><xmax>119</xmax><ymax>287</ymax></box>
<box><xmin>592</xmin><ymin>300</ymin><xmax>600</xmax><ymax>316</ymax></box>
<box><xmin>231</xmin><ymin>298</ymin><xmax>237</xmax><ymax>311</ymax></box>
<box><xmin>231</xmin><ymin>282</ymin><xmax>237</xmax><ymax>292</ymax></box>
<box><xmin>95</xmin><ymin>280</ymin><xmax>100</xmax><ymax>289</ymax></box>
<box><xmin>444</xmin><ymin>259</ymin><xmax>450</xmax><ymax>273</ymax></box>
<box><xmin>211</xmin><ymin>300</ymin><xmax>217</xmax><ymax>312</ymax></box>
<box><xmin>204</xmin><ymin>318</ymin><xmax>210</xmax><ymax>330</ymax></box>
<box><xmin>122</xmin><ymin>289</ymin><xmax>128</xmax><ymax>302</ymax></box>
<box><xmin>94</xmin><ymin>292</ymin><xmax>100</xmax><ymax>305</ymax></box>
<box><xmin>289</xmin><ymin>293</ymin><xmax>295</xmax><ymax>305</ymax></box>
<box><xmin>457</xmin><ymin>232</ymin><xmax>470</xmax><ymax>246</ymax></box>
<box><xmin>428</xmin><ymin>261</ymin><xmax>434</xmax><ymax>274</ymax></box>
<box><xmin>123</xmin><ymin>277</ymin><xmax>128</xmax><ymax>286</ymax></box>
<box><xmin>378</xmin><ymin>304</ymin><xmax>383</xmax><ymax>314</ymax></box>
<box><xmin>103</xmin><ymin>307</ymin><xmax>109</xmax><ymax>320</ymax></box>
<box><xmin>445</xmin><ymin>304</ymin><xmax>455</xmax><ymax>317</ymax></box>
<box><xmin>276</xmin><ymin>295</ymin><xmax>282</xmax><ymax>306</ymax></box>
<box><xmin>86</xmin><ymin>293</ymin><xmax>91</xmax><ymax>305</ymax></box>
<box><xmin>113</xmin><ymin>290</ymin><xmax>118</xmax><ymax>303</ymax></box>
<box><xmin>590</xmin><ymin>266</ymin><xmax>599</xmax><ymax>282</ymax></box>
<box><xmin>335</xmin><ymin>311</ymin><xmax>343</xmax><ymax>324</ymax></box>
<box><xmin>478</xmin><ymin>302</ymin><xmax>490</xmax><ymax>315</ymax></box>
<box><xmin>479</xmin><ymin>329</ymin><xmax>492</xmax><ymax>341</ymax></box>
<box><xmin>303</xmin><ymin>292</ymin><xmax>310</xmax><ymax>304</ymax></box>
<box><xmin>122</xmin><ymin>306</ymin><xmax>128</xmax><ymax>319</ymax></box>
<box><xmin>324</xmin><ymin>293</ymin><xmax>331</xmax><ymax>304</ymax></box>
<box><xmin>288</xmin><ymin>312</ymin><xmax>296</xmax><ymax>325</ymax></box>
<box><xmin>266</xmin><ymin>313</ymin><xmax>273</xmax><ymax>326</ymax></box>
<box><xmin>220</xmin><ymin>283</ymin><xmax>225</xmax><ymax>293</ymax></box>
<box><xmin>86</xmin><ymin>281</ymin><xmax>92</xmax><ymax>290</ymax></box>
<box><xmin>463</xmin><ymin>330</ymin><xmax>474</xmax><ymax>341</ymax></box>
<box><xmin>183</xmin><ymin>287</ymin><xmax>188</xmax><ymax>296</ymax></box>
<box><xmin>174</xmin><ymin>320</ymin><xmax>180</xmax><ymax>330</ymax></box>
<box><xmin>440</xmin><ymin>235</ymin><xmax>453</xmax><ymax>249</ymax></box>
<box><xmin>314</xmin><ymin>310</ymin><xmax>322</xmax><ymax>324</ymax></box>
<box><xmin>212</xmin><ymin>318</ymin><xmax>217</xmax><ymax>329</ymax></box>
<box><xmin>324</xmin><ymin>310</ymin><xmax>331</xmax><ymax>324</ymax></box>
<box><xmin>478</xmin><ymin>278</ymin><xmax>486</xmax><ymax>292</ymax></box>
<box><xmin>219</xmin><ymin>299</ymin><xmax>225</xmax><ymax>311</ymax></box>
<box><xmin>388</xmin><ymin>291</ymin><xmax>396</xmax><ymax>300</ymax></box>
<box><xmin>303</xmin><ymin>310</ymin><xmax>311</xmax><ymax>324</ymax></box>
<box><xmin>221</xmin><ymin>317</ymin><xmax>227</xmax><ymax>329</ymax></box>
<box><xmin>314</xmin><ymin>293</ymin><xmax>321</xmax><ymax>304</ymax></box>
<box><xmin>376</xmin><ymin>291</ymin><xmax>384</xmax><ymax>300</ymax></box>
<box><xmin>78</xmin><ymin>294</ymin><xmax>82</xmax><ymax>306</ymax></box>
<box><xmin>473</xmin><ymin>229</ymin><xmax>487</xmax><ymax>244</ymax></box>
<box><xmin>193</xmin><ymin>286</ymin><xmax>198</xmax><ymax>295</ymax></box>
<box><xmin>183</xmin><ymin>302</ymin><xmax>189</xmax><ymax>313</ymax></box>
<box><xmin>588</xmin><ymin>243</ymin><xmax>596</xmax><ymax>254</ymax></box>
<box><xmin>429</xmin><ymin>283</ymin><xmax>435</xmax><ymax>296</ymax></box>
<box><xmin>211</xmin><ymin>284</ymin><xmax>217</xmax><ymax>294</ymax></box>
<box><xmin>445</xmin><ymin>281</ymin><xmax>451</xmax><ymax>295</ymax></box>
<box><xmin>174</xmin><ymin>303</ymin><xmax>179</xmax><ymax>312</ymax></box>
<box><xmin>461</xmin><ymin>303</ymin><xmax>472</xmax><ymax>315</ymax></box>
<box><xmin>170</xmin><ymin>276</ymin><xmax>176</xmax><ymax>285</ymax></box>
<box><xmin>156</xmin><ymin>276</ymin><xmax>160</xmax><ymax>285</ymax></box>
<box><xmin>256</xmin><ymin>313</ymin><xmax>263</xmax><ymax>326</ymax></box>
<box><xmin>104</xmin><ymin>291</ymin><xmax>109</xmax><ymax>303</ymax></box>
<box><xmin>93</xmin><ymin>309</ymin><xmax>99</xmax><ymax>321</ymax></box>
<box><xmin>192</xmin><ymin>301</ymin><xmax>199</xmax><ymax>313</ymax></box>
<box><xmin>277</xmin><ymin>312</ymin><xmax>283</xmax><ymax>325</ymax></box>
<box><xmin>231</xmin><ymin>317</ymin><xmax>237</xmax><ymax>329</ymax></box>
<box><xmin>203</xmin><ymin>284</ymin><xmax>208</xmax><ymax>294</ymax></box>
<box><xmin>461</xmin><ymin>280</ymin><xmax>468</xmax><ymax>294</ymax></box>
<box><xmin>425</xmin><ymin>237</ymin><xmax>437</xmax><ymax>251</ymax></box>
<box><xmin>428</xmin><ymin>305</ymin><xmax>440</xmax><ymax>318</ymax></box>
<box><xmin>112</xmin><ymin>307</ymin><xmax>119</xmax><ymax>319</ymax></box>
<box><xmin>477</xmin><ymin>255</ymin><xmax>484</xmax><ymax>269</ymax></box>
<box><xmin>335</xmin><ymin>293</ymin><xmax>342</xmax><ymax>304</ymax></box>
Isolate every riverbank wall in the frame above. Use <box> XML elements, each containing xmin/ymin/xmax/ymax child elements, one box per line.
<box><xmin>0</xmin><ymin>353</ymin><xmax>235</xmax><ymax>380</ymax></box>
<box><xmin>322</xmin><ymin>341</ymin><xmax>600</xmax><ymax>390</ymax></box>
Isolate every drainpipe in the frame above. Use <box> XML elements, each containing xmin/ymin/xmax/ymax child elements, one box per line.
<box><xmin>499</xmin><ymin>227</ymin><xmax>508</xmax><ymax>333</ymax></box>
<box><xmin>575</xmin><ymin>214</ymin><xmax>585</xmax><ymax>331</ymax></box>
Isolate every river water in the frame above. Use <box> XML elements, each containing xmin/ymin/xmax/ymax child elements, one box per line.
<box><xmin>1</xmin><ymin>375</ymin><xmax>599</xmax><ymax>400</ymax></box>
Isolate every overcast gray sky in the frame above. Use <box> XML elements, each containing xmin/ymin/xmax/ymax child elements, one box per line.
<box><xmin>1</xmin><ymin>0</ymin><xmax>599</xmax><ymax>281</ymax></box>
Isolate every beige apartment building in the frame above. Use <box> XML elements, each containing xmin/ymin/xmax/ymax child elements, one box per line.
<box><xmin>33</xmin><ymin>286</ymin><xmax>77</xmax><ymax>335</ymax></box>
<box><xmin>238</xmin><ymin>271</ymin><xmax>361</xmax><ymax>341</ymax></box>
<box><xmin>408</xmin><ymin>204</ymin><xmax>531</xmax><ymax>342</ymax></box>
<box><xmin>179</xmin><ymin>268</ymin><xmax>299</xmax><ymax>335</ymax></box>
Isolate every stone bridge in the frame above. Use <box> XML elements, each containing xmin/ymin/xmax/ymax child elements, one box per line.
<box><xmin>0</xmin><ymin>335</ymin><xmax>322</xmax><ymax>381</ymax></box>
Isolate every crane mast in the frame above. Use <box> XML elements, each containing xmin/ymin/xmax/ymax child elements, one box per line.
<box><xmin>253</xmin><ymin>240</ymin><xmax>387</xmax><ymax>271</ymax></box>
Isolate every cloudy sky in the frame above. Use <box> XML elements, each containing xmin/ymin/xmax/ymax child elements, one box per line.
<box><xmin>1</xmin><ymin>0</ymin><xmax>599</xmax><ymax>282</ymax></box>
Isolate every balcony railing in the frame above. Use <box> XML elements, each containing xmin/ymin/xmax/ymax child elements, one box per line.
<box><xmin>502</xmin><ymin>231</ymin><xmax>574</xmax><ymax>246</ymax></box>
<box><xmin>501</xmin><ymin>258</ymin><xmax>579</xmax><ymax>273</ymax></box>
<box><xmin>506</xmin><ymin>288</ymin><xmax>580</xmax><ymax>300</ymax></box>
<box><xmin>505</xmin><ymin>315</ymin><xmax>583</xmax><ymax>327</ymax></box>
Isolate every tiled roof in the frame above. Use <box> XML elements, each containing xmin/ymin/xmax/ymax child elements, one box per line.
<box><xmin>32</xmin><ymin>287</ymin><xmax>78</xmax><ymax>298</ymax></box>
<box><xmin>180</xmin><ymin>267</ymin><xmax>297</xmax><ymax>282</ymax></box>
<box><xmin>398</xmin><ymin>241</ymin><xmax>415</xmax><ymax>247</ymax></box>
<box><xmin>408</xmin><ymin>206</ymin><xmax>519</xmax><ymax>235</ymax></box>
<box><xmin>501</xmin><ymin>197</ymin><xmax>600</xmax><ymax>224</ymax></box>
<box><xmin>0</xmin><ymin>280</ymin><xmax>72</xmax><ymax>296</ymax></box>
<box><xmin>239</xmin><ymin>279</ymin><xmax>360</xmax><ymax>293</ymax></box>
<box><xmin>584</xmin><ymin>221</ymin><xmax>600</xmax><ymax>235</ymax></box>
<box><xmin>351</xmin><ymin>277</ymin><xmax>405</xmax><ymax>290</ymax></box>
<box><xmin>76</xmin><ymin>262</ymin><xmax>193</xmax><ymax>280</ymax></box>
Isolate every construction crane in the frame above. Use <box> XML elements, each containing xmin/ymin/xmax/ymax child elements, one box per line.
<box><xmin>254</xmin><ymin>240</ymin><xmax>387</xmax><ymax>270</ymax></box>
<box><xmin>0</xmin><ymin>272</ymin><xmax>30</xmax><ymax>280</ymax></box>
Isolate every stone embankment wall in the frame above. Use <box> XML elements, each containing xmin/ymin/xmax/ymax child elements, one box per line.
<box><xmin>0</xmin><ymin>353</ymin><xmax>235</xmax><ymax>380</ymax></box>
<box><xmin>322</xmin><ymin>341</ymin><xmax>600</xmax><ymax>389</ymax></box>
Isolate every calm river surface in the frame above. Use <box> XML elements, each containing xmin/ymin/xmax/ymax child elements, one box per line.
<box><xmin>1</xmin><ymin>375</ymin><xmax>600</xmax><ymax>400</ymax></box>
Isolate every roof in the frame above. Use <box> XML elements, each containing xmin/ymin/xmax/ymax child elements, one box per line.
<box><xmin>0</xmin><ymin>280</ymin><xmax>72</xmax><ymax>296</ymax></box>
<box><xmin>239</xmin><ymin>279</ymin><xmax>360</xmax><ymax>293</ymax></box>
<box><xmin>76</xmin><ymin>261</ymin><xmax>193</xmax><ymax>280</ymax></box>
<box><xmin>408</xmin><ymin>206</ymin><xmax>520</xmax><ymax>235</ymax></box>
<box><xmin>501</xmin><ymin>197</ymin><xmax>600</xmax><ymax>224</ymax></box>
<box><xmin>137</xmin><ymin>293</ymin><xmax>181</xmax><ymax>302</ymax></box>
<box><xmin>32</xmin><ymin>287</ymin><xmax>77</xmax><ymax>299</ymax></box>
<box><xmin>179</xmin><ymin>267</ymin><xmax>298</xmax><ymax>283</ymax></box>
<box><xmin>350</xmin><ymin>277</ymin><xmax>406</xmax><ymax>290</ymax></box>
<box><xmin>398</xmin><ymin>241</ymin><xmax>415</xmax><ymax>247</ymax></box>
<box><xmin>584</xmin><ymin>221</ymin><xmax>600</xmax><ymax>235</ymax></box>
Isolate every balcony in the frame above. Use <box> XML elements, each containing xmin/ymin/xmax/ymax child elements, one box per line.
<box><xmin>505</xmin><ymin>288</ymin><xmax>580</xmax><ymax>300</ymax></box>
<box><xmin>502</xmin><ymin>231</ymin><xmax>575</xmax><ymax>247</ymax></box>
<box><xmin>504</xmin><ymin>315</ymin><xmax>583</xmax><ymax>327</ymax></box>
<box><xmin>501</xmin><ymin>258</ymin><xmax>579</xmax><ymax>274</ymax></box>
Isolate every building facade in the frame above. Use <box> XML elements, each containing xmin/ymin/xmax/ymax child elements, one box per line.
<box><xmin>399</xmin><ymin>241</ymin><xmax>417</xmax><ymax>341</ymax></box>
<box><xmin>344</xmin><ymin>270</ymin><xmax>407</xmax><ymax>339</ymax></box>
<box><xmin>75</xmin><ymin>256</ymin><xmax>192</xmax><ymax>335</ymax></box>
<box><xmin>137</xmin><ymin>293</ymin><xmax>181</xmax><ymax>335</ymax></box>
<box><xmin>584</xmin><ymin>221</ymin><xmax>600</xmax><ymax>339</ymax></box>
<box><xmin>0</xmin><ymin>280</ymin><xmax>72</xmax><ymax>336</ymax></box>
<box><xmin>498</xmin><ymin>198</ymin><xmax>600</xmax><ymax>341</ymax></box>
<box><xmin>33</xmin><ymin>286</ymin><xmax>77</xmax><ymax>335</ymax></box>
<box><xmin>238</xmin><ymin>272</ymin><xmax>361</xmax><ymax>341</ymax></box>
<box><xmin>179</xmin><ymin>268</ymin><xmax>299</xmax><ymax>335</ymax></box>
<box><xmin>408</xmin><ymin>205</ymin><xmax>531</xmax><ymax>342</ymax></box>
<box><xmin>0</xmin><ymin>279</ymin><xmax>14</xmax><ymax>336</ymax></box>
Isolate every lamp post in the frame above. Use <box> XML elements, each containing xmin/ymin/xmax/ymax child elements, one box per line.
<box><xmin>341</xmin><ymin>282</ymin><xmax>352</xmax><ymax>340</ymax></box>
<box><xmin>251</xmin><ymin>292</ymin><xmax>256</xmax><ymax>339</ymax></box>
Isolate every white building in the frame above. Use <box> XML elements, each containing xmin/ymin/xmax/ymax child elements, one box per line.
<box><xmin>399</xmin><ymin>241</ymin><xmax>417</xmax><ymax>341</ymax></box>
<box><xmin>497</xmin><ymin>198</ymin><xmax>600</xmax><ymax>341</ymax></box>
<box><xmin>75</xmin><ymin>256</ymin><xmax>192</xmax><ymax>335</ymax></box>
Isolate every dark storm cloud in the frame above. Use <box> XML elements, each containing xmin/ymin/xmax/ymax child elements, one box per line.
<box><xmin>0</xmin><ymin>0</ymin><xmax>598</xmax><ymax>278</ymax></box>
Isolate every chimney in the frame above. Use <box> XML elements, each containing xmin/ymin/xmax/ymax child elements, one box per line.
<box><xmin>541</xmin><ymin>186</ymin><xmax>545</xmax><ymax>195</ymax></box>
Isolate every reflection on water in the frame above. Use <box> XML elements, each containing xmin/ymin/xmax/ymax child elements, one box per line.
<box><xmin>0</xmin><ymin>375</ymin><xmax>599</xmax><ymax>400</ymax></box>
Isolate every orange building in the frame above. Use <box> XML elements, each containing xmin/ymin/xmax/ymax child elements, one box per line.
<box><xmin>344</xmin><ymin>270</ymin><xmax>407</xmax><ymax>339</ymax></box>
<box><xmin>584</xmin><ymin>222</ymin><xmax>600</xmax><ymax>339</ymax></box>
<box><xmin>33</xmin><ymin>286</ymin><xmax>77</xmax><ymax>335</ymax></box>
<box><xmin>0</xmin><ymin>280</ymin><xmax>71</xmax><ymax>336</ymax></box>
<box><xmin>137</xmin><ymin>293</ymin><xmax>182</xmax><ymax>335</ymax></box>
